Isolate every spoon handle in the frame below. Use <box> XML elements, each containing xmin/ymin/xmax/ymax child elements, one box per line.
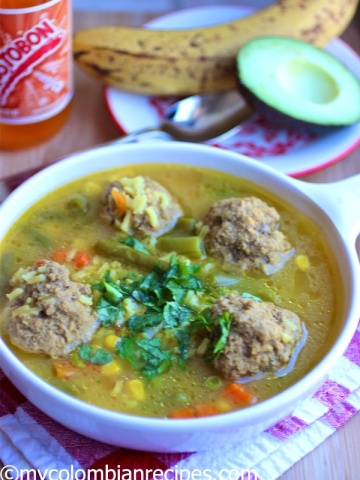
<box><xmin>110</xmin><ymin>127</ymin><xmax>171</xmax><ymax>144</ymax></box>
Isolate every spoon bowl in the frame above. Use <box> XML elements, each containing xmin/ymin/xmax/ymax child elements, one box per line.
<box><xmin>115</xmin><ymin>90</ymin><xmax>252</xmax><ymax>144</ymax></box>
<box><xmin>159</xmin><ymin>90</ymin><xmax>252</xmax><ymax>142</ymax></box>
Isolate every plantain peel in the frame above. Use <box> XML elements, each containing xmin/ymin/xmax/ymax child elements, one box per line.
<box><xmin>73</xmin><ymin>0</ymin><xmax>359</xmax><ymax>96</ymax></box>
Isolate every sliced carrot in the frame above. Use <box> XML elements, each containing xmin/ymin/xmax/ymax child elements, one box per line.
<box><xmin>111</xmin><ymin>188</ymin><xmax>127</xmax><ymax>215</ymax></box>
<box><xmin>194</xmin><ymin>403</ymin><xmax>220</xmax><ymax>417</ymax></box>
<box><xmin>169</xmin><ymin>403</ymin><xmax>220</xmax><ymax>419</ymax></box>
<box><xmin>222</xmin><ymin>382</ymin><xmax>254</xmax><ymax>405</ymax></box>
<box><xmin>52</xmin><ymin>361</ymin><xmax>77</xmax><ymax>379</ymax></box>
<box><xmin>51</xmin><ymin>249</ymin><xmax>68</xmax><ymax>264</ymax></box>
<box><xmin>168</xmin><ymin>407</ymin><xmax>196</xmax><ymax>419</ymax></box>
<box><xmin>73</xmin><ymin>251</ymin><xmax>92</xmax><ymax>268</ymax></box>
<box><xmin>35</xmin><ymin>260</ymin><xmax>46</xmax><ymax>266</ymax></box>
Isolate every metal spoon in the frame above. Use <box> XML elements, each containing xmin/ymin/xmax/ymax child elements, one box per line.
<box><xmin>0</xmin><ymin>91</ymin><xmax>252</xmax><ymax>202</ymax></box>
<box><xmin>116</xmin><ymin>90</ymin><xmax>252</xmax><ymax>144</ymax></box>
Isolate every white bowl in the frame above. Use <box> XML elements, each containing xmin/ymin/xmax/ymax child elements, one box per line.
<box><xmin>1</xmin><ymin>141</ymin><xmax>360</xmax><ymax>452</ymax></box>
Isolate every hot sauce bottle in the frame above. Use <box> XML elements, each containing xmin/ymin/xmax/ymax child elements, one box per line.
<box><xmin>0</xmin><ymin>0</ymin><xmax>72</xmax><ymax>149</ymax></box>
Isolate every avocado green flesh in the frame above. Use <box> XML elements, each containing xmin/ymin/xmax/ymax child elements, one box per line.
<box><xmin>237</xmin><ymin>36</ymin><xmax>360</xmax><ymax>133</ymax></box>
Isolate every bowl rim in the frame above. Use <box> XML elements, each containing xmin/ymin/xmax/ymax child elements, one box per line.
<box><xmin>0</xmin><ymin>141</ymin><xmax>359</xmax><ymax>434</ymax></box>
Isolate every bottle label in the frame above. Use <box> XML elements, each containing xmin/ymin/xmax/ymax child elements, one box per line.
<box><xmin>0</xmin><ymin>0</ymin><xmax>72</xmax><ymax>124</ymax></box>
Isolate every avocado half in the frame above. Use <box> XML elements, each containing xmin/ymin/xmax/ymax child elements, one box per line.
<box><xmin>237</xmin><ymin>36</ymin><xmax>360</xmax><ymax>134</ymax></box>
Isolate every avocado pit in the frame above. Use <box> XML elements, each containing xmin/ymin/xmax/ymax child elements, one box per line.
<box><xmin>277</xmin><ymin>59</ymin><xmax>339</xmax><ymax>104</ymax></box>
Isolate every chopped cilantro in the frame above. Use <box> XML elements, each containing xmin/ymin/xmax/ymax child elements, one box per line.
<box><xmin>127</xmin><ymin>310</ymin><xmax>163</xmax><ymax>332</ymax></box>
<box><xmin>93</xmin><ymin>271</ymin><xmax>133</xmax><ymax>326</ymax></box>
<box><xmin>93</xmin><ymin>255</ymin><xmax>208</xmax><ymax>379</ymax></box>
<box><xmin>116</xmin><ymin>336</ymin><xmax>173</xmax><ymax>379</ymax></box>
<box><xmin>189</xmin><ymin>307</ymin><xmax>213</xmax><ymax>334</ymax></box>
<box><xmin>164</xmin><ymin>279</ymin><xmax>187</xmax><ymax>303</ymax></box>
<box><xmin>174</xmin><ymin>327</ymin><xmax>191</xmax><ymax>364</ymax></box>
<box><xmin>210</xmin><ymin>311</ymin><xmax>232</xmax><ymax>360</ymax></box>
<box><xmin>121</xmin><ymin>236</ymin><xmax>151</xmax><ymax>255</ymax></box>
<box><xmin>190</xmin><ymin>308</ymin><xmax>232</xmax><ymax>361</ymax></box>
<box><xmin>96</xmin><ymin>296</ymin><xmax>124</xmax><ymax>326</ymax></box>
<box><xmin>102</xmin><ymin>278</ymin><xmax>124</xmax><ymax>303</ymax></box>
<box><xmin>242</xmin><ymin>292</ymin><xmax>262</xmax><ymax>302</ymax></box>
<box><xmin>78</xmin><ymin>344</ymin><xmax>113</xmax><ymax>365</ymax></box>
<box><xmin>163</xmin><ymin>302</ymin><xmax>195</xmax><ymax>329</ymax></box>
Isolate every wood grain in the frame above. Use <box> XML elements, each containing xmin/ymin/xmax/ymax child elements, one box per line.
<box><xmin>0</xmin><ymin>7</ymin><xmax>359</xmax><ymax>479</ymax></box>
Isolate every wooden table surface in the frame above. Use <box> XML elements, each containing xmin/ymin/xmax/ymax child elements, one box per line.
<box><xmin>1</xmin><ymin>7</ymin><xmax>360</xmax><ymax>480</ymax></box>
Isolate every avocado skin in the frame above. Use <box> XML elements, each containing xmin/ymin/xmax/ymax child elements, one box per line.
<box><xmin>238</xmin><ymin>82</ymin><xmax>343</xmax><ymax>135</ymax></box>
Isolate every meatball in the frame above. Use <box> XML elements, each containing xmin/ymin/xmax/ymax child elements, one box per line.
<box><xmin>3</xmin><ymin>261</ymin><xmax>98</xmax><ymax>357</ymax></box>
<box><xmin>203</xmin><ymin>196</ymin><xmax>293</xmax><ymax>274</ymax></box>
<box><xmin>100</xmin><ymin>176</ymin><xmax>182</xmax><ymax>237</ymax></box>
<box><xmin>210</xmin><ymin>293</ymin><xmax>302</xmax><ymax>379</ymax></box>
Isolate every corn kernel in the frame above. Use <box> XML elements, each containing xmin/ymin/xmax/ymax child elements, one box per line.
<box><xmin>111</xmin><ymin>379</ymin><xmax>124</xmax><ymax>398</ymax></box>
<box><xmin>101</xmin><ymin>360</ymin><xmax>122</xmax><ymax>376</ymax></box>
<box><xmin>215</xmin><ymin>399</ymin><xmax>232</xmax><ymax>413</ymax></box>
<box><xmin>126</xmin><ymin>379</ymin><xmax>145</xmax><ymax>401</ymax></box>
<box><xmin>295</xmin><ymin>254</ymin><xmax>310</xmax><ymax>271</ymax></box>
<box><xmin>104</xmin><ymin>334</ymin><xmax>119</xmax><ymax>350</ymax></box>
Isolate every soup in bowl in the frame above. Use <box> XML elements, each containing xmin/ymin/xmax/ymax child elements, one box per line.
<box><xmin>0</xmin><ymin>141</ymin><xmax>359</xmax><ymax>452</ymax></box>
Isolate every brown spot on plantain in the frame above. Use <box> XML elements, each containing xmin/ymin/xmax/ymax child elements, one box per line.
<box><xmin>300</xmin><ymin>23</ymin><xmax>324</xmax><ymax>42</ymax></box>
<box><xmin>112</xmin><ymin>48</ymin><xmax>172</xmax><ymax>60</ymax></box>
<box><xmin>323</xmin><ymin>7</ymin><xmax>341</xmax><ymax>22</ymax></box>
<box><xmin>73</xmin><ymin>50</ymin><xmax>88</xmax><ymax>59</ymax></box>
<box><xmin>85</xmin><ymin>63</ymin><xmax>112</xmax><ymax>76</ymax></box>
<box><xmin>298</xmin><ymin>1</ymin><xmax>308</xmax><ymax>9</ymax></box>
<box><xmin>277</xmin><ymin>0</ymin><xmax>289</xmax><ymax>12</ymax></box>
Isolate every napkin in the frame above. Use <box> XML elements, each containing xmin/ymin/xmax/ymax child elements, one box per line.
<box><xmin>1</xmin><ymin>320</ymin><xmax>359</xmax><ymax>480</ymax></box>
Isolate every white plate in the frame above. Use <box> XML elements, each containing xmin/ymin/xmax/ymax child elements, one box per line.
<box><xmin>104</xmin><ymin>5</ymin><xmax>360</xmax><ymax>177</ymax></box>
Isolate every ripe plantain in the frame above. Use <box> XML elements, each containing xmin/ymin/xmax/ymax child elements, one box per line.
<box><xmin>73</xmin><ymin>0</ymin><xmax>359</xmax><ymax>96</ymax></box>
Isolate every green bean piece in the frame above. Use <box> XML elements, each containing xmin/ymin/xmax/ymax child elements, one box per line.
<box><xmin>95</xmin><ymin>239</ymin><xmax>168</xmax><ymax>271</ymax></box>
<box><xmin>157</xmin><ymin>236</ymin><xmax>205</xmax><ymax>258</ymax></box>
<box><xmin>23</xmin><ymin>226</ymin><xmax>52</xmax><ymax>249</ymax></box>
<box><xmin>0</xmin><ymin>252</ymin><xmax>14</xmax><ymax>295</ymax></box>
<box><xmin>173</xmin><ymin>217</ymin><xmax>196</xmax><ymax>236</ymax></box>
<box><xmin>70</xmin><ymin>352</ymin><xmax>85</xmax><ymax>368</ymax></box>
<box><xmin>67</xmin><ymin>194</ymin><xmax>89</xmax><ymax>213</ymax></box>
<box><xmin>204</xmin><ymin>376</ymin><xmax>222</xmax><ymax>390</ymax></box>
<box><xmin>35</xmin><ymin>210</ymin><xmax>68</xmax><ymax>221</ymax></box>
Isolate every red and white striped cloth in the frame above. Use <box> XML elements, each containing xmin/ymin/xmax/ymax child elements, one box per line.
<box><xmin>1</xmin><ymin>321</ymin><xmax>360</xmax><ymax>480</ymax></box>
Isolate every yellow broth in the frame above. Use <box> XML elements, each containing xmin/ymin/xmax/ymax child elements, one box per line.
<box><xmin>0</xmin><ymin>164</ymin><xmax>340</xmax><ymax>417</ymax></box>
